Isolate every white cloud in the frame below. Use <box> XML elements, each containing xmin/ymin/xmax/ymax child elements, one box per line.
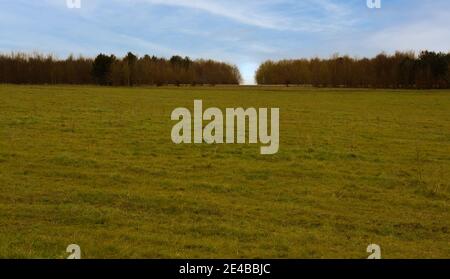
<box><xmin>367</xmin><ymin>16</ymin><xmax>450</xmax><ymax>54</ymax></box>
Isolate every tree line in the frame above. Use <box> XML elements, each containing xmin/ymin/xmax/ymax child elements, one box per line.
<box><xmin>0</xmin><ymin>52</ymin><xmax>242</xmax><ymax>86</ymax></box>
<box><xmin>256</xmin><ymin>51</ymin><xmax>450</xmax><ymax>89</ymax></box>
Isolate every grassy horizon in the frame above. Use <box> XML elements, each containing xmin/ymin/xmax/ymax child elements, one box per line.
<box><xmin>0</xmin><ymin>85</ymin><xmax>449</xmax><ymax>258</ymax></box>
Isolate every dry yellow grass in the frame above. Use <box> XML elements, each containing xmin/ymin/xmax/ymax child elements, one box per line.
<box><xmin>0</xmin><ymin>85</ymin><xmax>449</xmax><ymax>258</ymax></box>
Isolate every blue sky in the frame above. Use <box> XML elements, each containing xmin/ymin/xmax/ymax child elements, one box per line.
<box><xmin>0</xmin><ymin>0</ymin><xmax>449</xmax><ymax>84</ymax></box>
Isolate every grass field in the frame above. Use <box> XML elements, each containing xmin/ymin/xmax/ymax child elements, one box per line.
<box><xmin>0</xmin><ymin>85</ymin><xmax>449</xmax><ymax>259</ymax></box>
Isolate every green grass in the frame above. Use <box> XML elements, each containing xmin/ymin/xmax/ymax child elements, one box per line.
<box><xmin>0</xmin><ymin>84</ymin><xmax>449</xmax><ymax>259</ymax></box>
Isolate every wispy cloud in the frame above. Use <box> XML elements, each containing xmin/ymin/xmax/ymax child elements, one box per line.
<box><xmin>142</xmin><ymin>0</ymin><xmax>357</xmax><ymax>31</ymax></box>
<box><xmin>143</xmin><ymin>0</ymin><xmax>291</xmax><ymax>30</ymax></box>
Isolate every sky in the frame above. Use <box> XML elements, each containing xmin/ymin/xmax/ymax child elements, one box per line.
<box><xmin>0</xmin><ymin>0</ymin><xmax>449</xmax><ymax>84</ymax></box>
